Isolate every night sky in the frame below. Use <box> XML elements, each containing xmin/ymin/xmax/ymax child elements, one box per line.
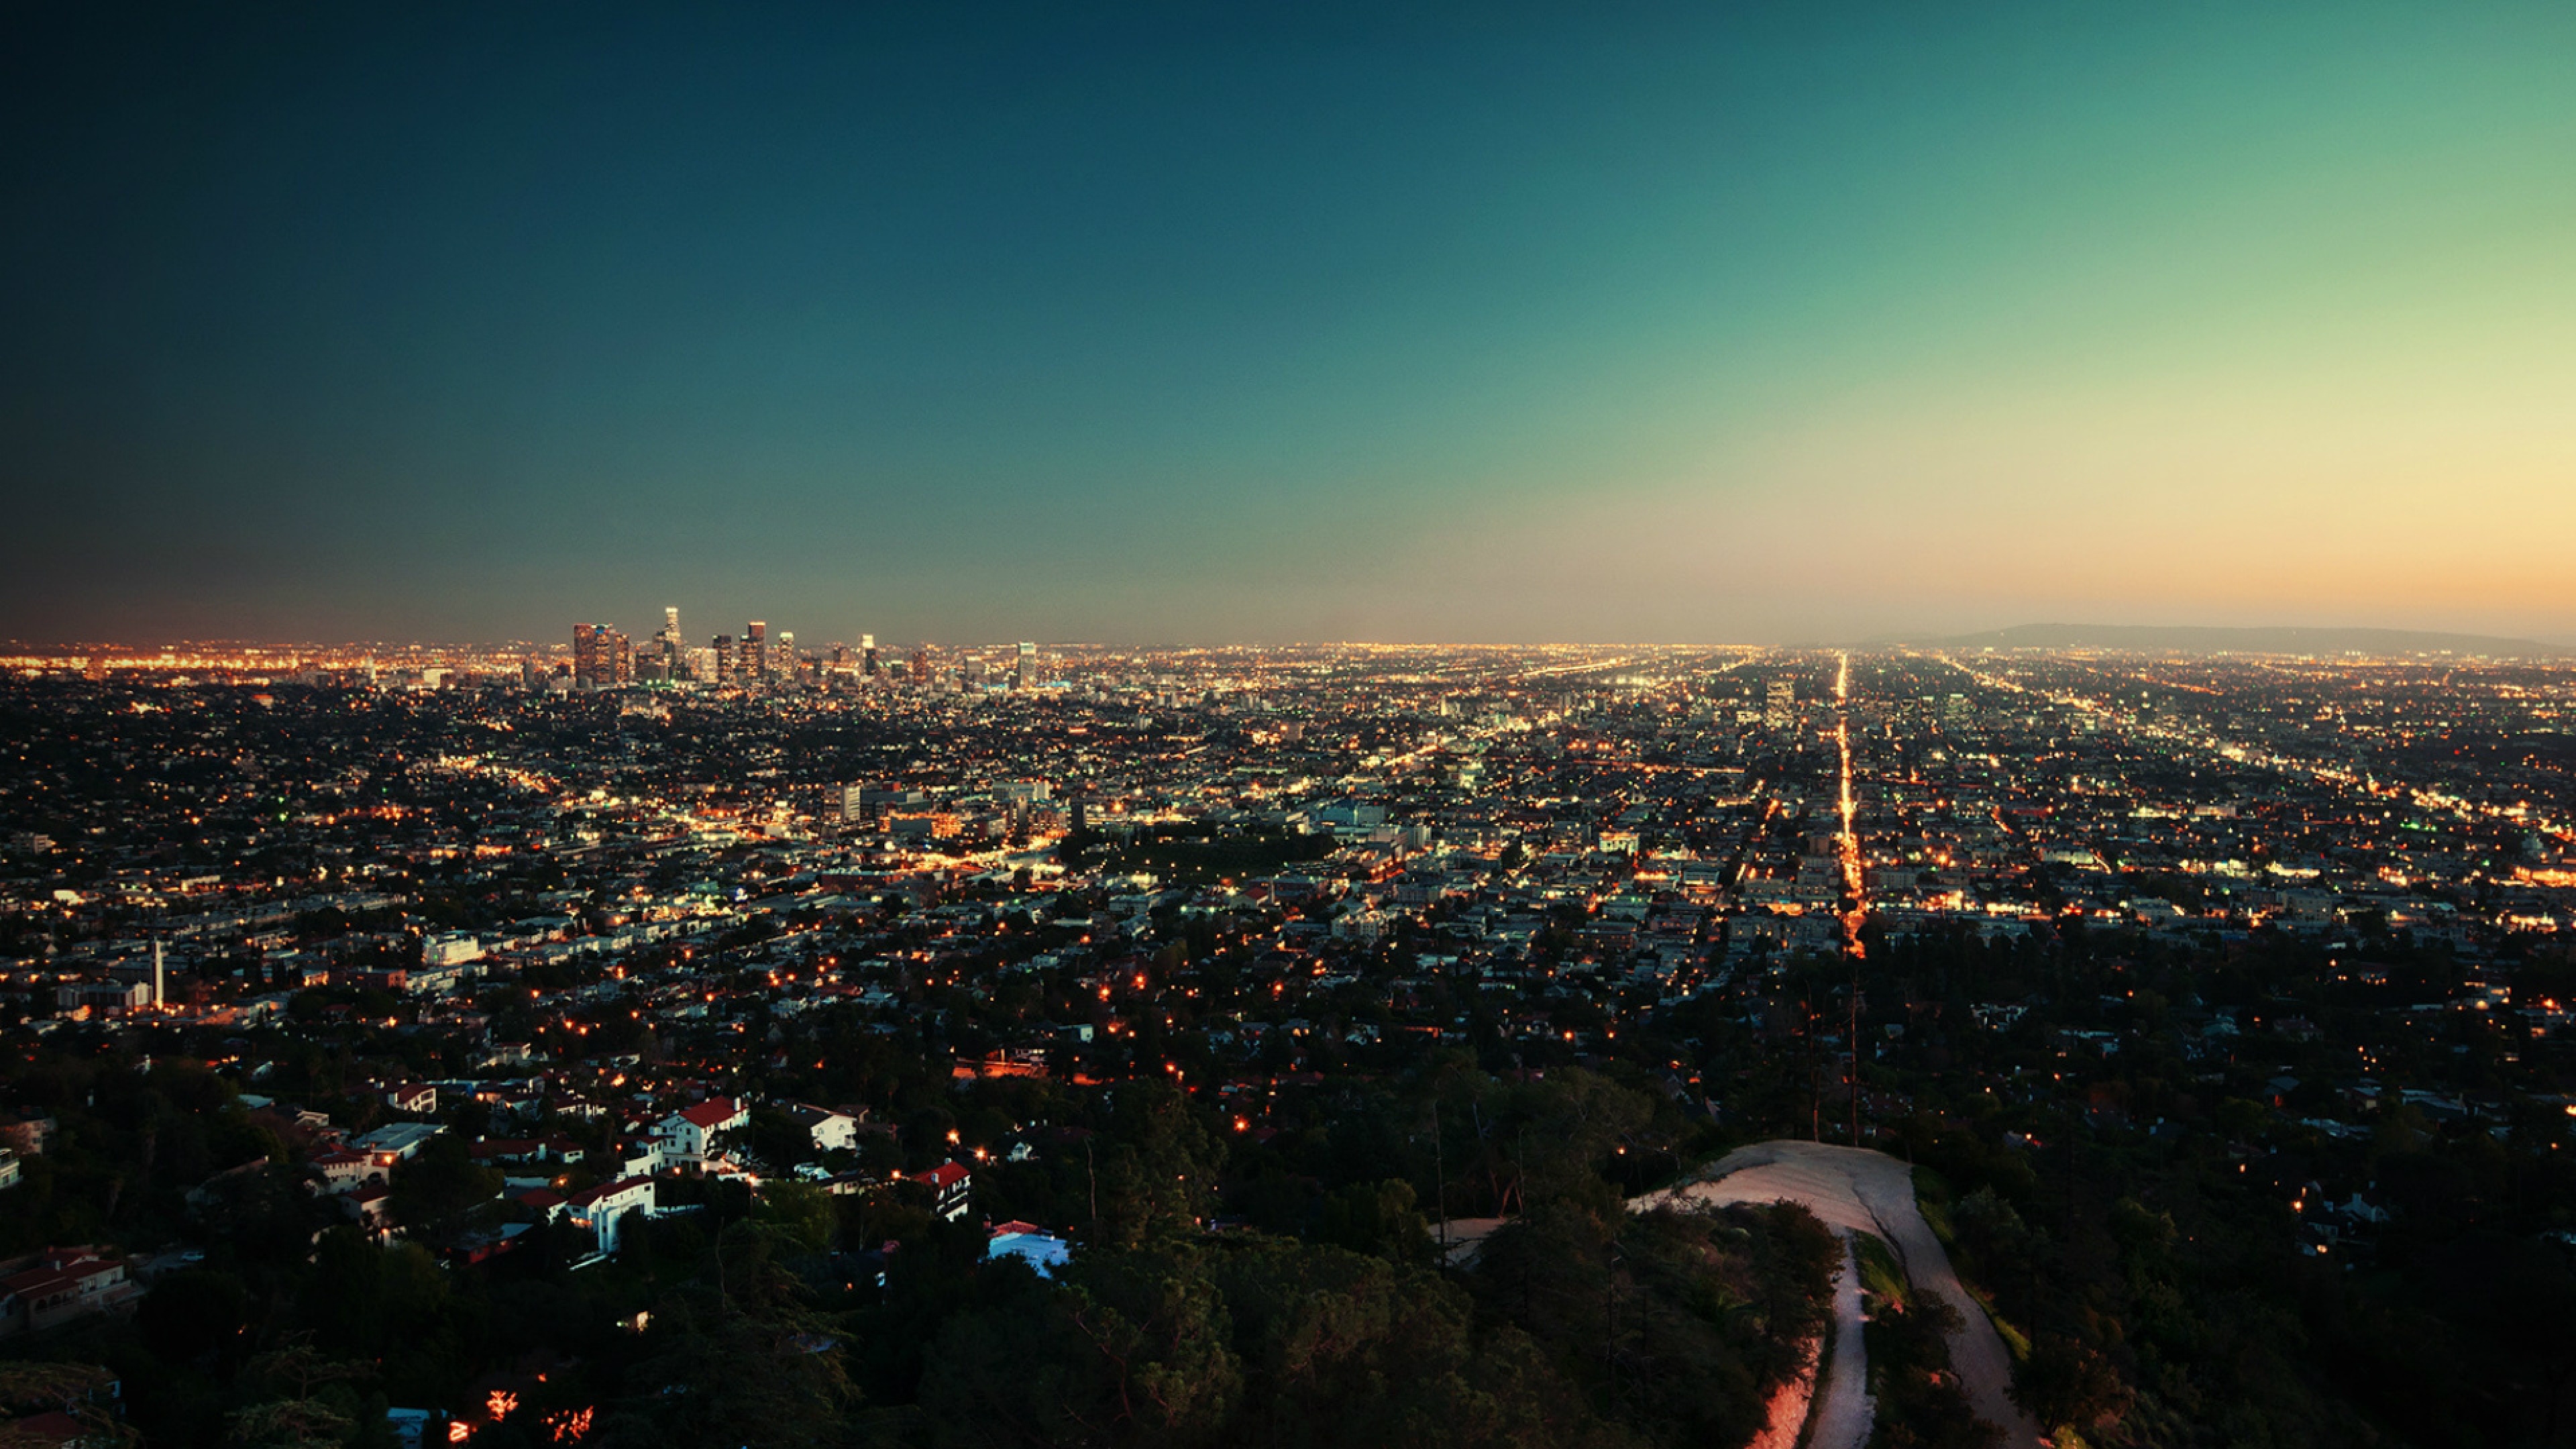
<box><xmin>5</xmin><ymin>3</ymin><xmax>2572</xmax><ymax>647</ymax></box>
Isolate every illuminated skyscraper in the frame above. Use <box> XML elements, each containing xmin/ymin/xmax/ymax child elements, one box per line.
<box><xmin>862</xmin><ymin>633</ymin><xmax>879</xmax><ymax>678</ymax></box>
<box><xmin>1015</xmin><ymin>641</ymin><xmax>1037</xmax><ymax>691</ymax></box>
<box><xmin>779</xmin><ymin>631</ymin><xmax>796</xmax><ymax>684</ymax></box>
<box><xmin>657</xmin><ymin>606</ymin><xmax>682</xmax><ymax>676</ymax></box>
<box><xmin>573</xmin><ymin>623</ymin><xmax>604</xmax><ymax>690</ymax></box>
<box><xmin>714</xmin><ymin>634</ymin><xmax>736</xmax><ymax>686</ymax></box>
<box><xmin>745</xmin><ymin>621</ymin><xmax>768</xmax><ymax>682</ymax></box>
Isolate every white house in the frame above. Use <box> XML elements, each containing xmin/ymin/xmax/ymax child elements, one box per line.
<box><xmin>310</xmin><ymin>1148</ymin><xmax>377</xmax><ymax>1195</ymax></box>
<box><xmin>913</xmin><ymin>1161</ymin><xmax>973</xmax><ymax>1222</ymax></box>
<box><xmin>651</xmin><ymin>1097</ymin><xmax>747</xmax><ymax>1164</ymax></box>
<box><xmin>779</xmin><ymin>1103</ymin><xmax>859</xmax><ymax>1155</ymax></box>
<box><xmin>561</xmin><ymin>1176</ymin><xmax>655</xmax><ymax>1254</ymax></box>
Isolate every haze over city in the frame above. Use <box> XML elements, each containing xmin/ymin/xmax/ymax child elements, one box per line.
<box><xmin>7</xmin><ymin>3</ymin><xmax>2575</xmax><ymax>647</ymax></box>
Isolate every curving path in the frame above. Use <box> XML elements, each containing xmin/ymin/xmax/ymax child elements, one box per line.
<box><xmin>1635</xmin><ymin>1140</ymin><xmax>2043</xmax><ymax>1449</ymax></box>
<box><xmin>1809</xmin><ymin>1232</ymin><xmax>1872</xmax><ymax>1449</ymax></box>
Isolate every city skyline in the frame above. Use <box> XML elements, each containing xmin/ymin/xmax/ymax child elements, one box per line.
<box><xmin>7</xmin><ymin>5</ymin><xmax>2573</xmax><ymax>645</ymax></box>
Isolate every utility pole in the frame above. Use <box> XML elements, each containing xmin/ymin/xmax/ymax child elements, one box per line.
<box><xmin>1806</xmin><ymin>994</ymin><xmax>1821</xmax><ymax>1142</ymax></box>
<box><xmin>1849</xmin><ymin>969</ymin><xmax>1862</xmax><ymax>1146</ymax></box>
<box><xmin>1604</xmin><ymin>1241</ymin><xmax>1620</xmax><ymax>1417</ymax></box>
<box><xmin>1432</xmin><ymin>1097</ymin><xmax>1448</xmax><ymax>1256</ymax></box>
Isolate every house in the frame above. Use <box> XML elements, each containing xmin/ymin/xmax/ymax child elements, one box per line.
<box><xmin>310</xmin><ymin>1149</ymin><xmax>377</xmax><ymax>1195</ymax></box>
<box><xmin>779</xmin><ymin>1103</ymin><xmax>859</xmax><ymax>1155</ymax></box>
<box><xmin>0</xmin><ymin>1112</ymin><xmax>55</xmax><ymax>1157</ymax></box>
<box><xmin>345</xmin><ymin>1185</ymin><xmax>396</xmax><ymax>1238</ymax></box>
<box><xmin>986</xmin><ymin>1221</ymin><xmax>1070</xmax><ymax>1278</ymax></box>
<box><xmin>470</xmin><ymin>1136</ymin><xmax>586</xmax><ymax>1168</ymax></box>
<box><xmin>561</xmin><ymin>1176</ymin><xmax>655</xmax><ymax>1254</ymax></box>
<box><xmin>384</xmin><ymin>1082</ymin><xmax>437</xmax><ymax>1116</ymax></box>
<box><xmin>353</xmin><ymin>1122</ymin><xmax>445</xmax><ymax>1163</ymax></box>
<box><xmin>0</xmin><ymin>1250</ymin><xmax>138</xmax><ymax>1336</ymax></box>
<box><xmin>651</xmin><ymin>1098</ymin><xmax>747</xmax><ymax>1165</ymax></box>
<box><xmin>913</xmin><ymin>1161</ymin><xmax>974</xmax><ymax>1222</ymax></box>
<box><xmin>0</xmin><ymin>1410</ymin><xmax>96</xmax><ymax>1446</ymax></box>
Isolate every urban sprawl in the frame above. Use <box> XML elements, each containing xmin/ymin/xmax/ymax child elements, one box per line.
<box><xmin>1</xmin><ymin>631</ymin><xmax>2573</xmax><ymax>1447</ymax></box>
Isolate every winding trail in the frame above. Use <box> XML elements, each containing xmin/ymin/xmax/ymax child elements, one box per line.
<box><xmin>1635</xmin><ymin>1140</ymin><xmax>2043</xmax><ymax>1449</ymax></box>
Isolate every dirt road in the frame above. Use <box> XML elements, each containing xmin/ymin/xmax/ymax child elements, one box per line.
<box><xmin>1636</xmin><ymin>1140</ymin><xmax>2043</xmax><ymax>1448</ymax></box>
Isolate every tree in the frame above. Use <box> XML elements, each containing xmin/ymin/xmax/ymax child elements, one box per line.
<box><xmin>1313</xmin><ymin>1179</ymin><xmax>1432</xmax><ymax>1263</ymax></box>
<box><xmin>2012</xmin><ymin>1334</ymin><xmax>2129</xmax><ymax>1434</ymax></box>
<box><xmin>388</xmin><ymin>1133</ymin><xmax>502</xmax><ymax>1241</ymax></box>
<box><xmin>595</xmin><ymin>1222</ymin><xmax>859</xmax><ymax>1449</ymax></box>
<box><xmin>139</xmin><ymin>1266</ymin><xmax>252</xmax><ymax>1365</ymax></box>
<box><xmin>0</xmin><ymin>1362</ymin><xmax>138</xmax><ymax>1448</ymax></box>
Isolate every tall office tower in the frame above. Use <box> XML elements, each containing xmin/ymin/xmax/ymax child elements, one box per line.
<box><xmin>861</xmin><ymin>633</ymin><xmax>879</xmax><ymax>677</ymax></box>
<box><xmin>658</xmin><ymin>606</ymin><xmax>683</xmax><ymax>676</ymax></box>
<box><xmin>778</xmin><ymin>631</ymin><xmax>796</xmax><ymax>684</ymax></box>
<box><xmin>573</xmin><ymin>624</ymin><xmax>603</xmax><ymax>690</ymax></box>
<box><xmin>745</xmin><ymin>621</ymin><xmax>768</xmax><ymax>682</ymax></box>
<box><xmin>1764</xmin><ymin>677</ymin><xmax>1796</xmax><ymax>727</ymax></box>
<box><xmin>714</xmin><ymin>634</ymin><xmax>736</xmax><ymax>686</ymax></box>
<box><xmin>610</xmin><ymin>631</ymin><xmax>634</xmax><ymax>686</ymax></box>
<box><xmin>963</xmin><ymin>655</ymin><xmax>987</xmax><ymax>688</ymax></box>
<box><xmin>1015</xmin><ymin>641</ymin><xmax>1037</xmax><ymax>690</ymax></box>
<box><xmin>910</xmin><ymin>645</ymin><xmax>931</xmax><ymax>687</ymax></box>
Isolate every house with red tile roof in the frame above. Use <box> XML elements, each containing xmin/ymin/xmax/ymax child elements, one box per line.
<box><xmin>912</xmin><ymin>1161</ymin><xmax>974</xmax><ymax>1222</ymax></box>
<box><xmin>0</xmin><ymin>1250</ymin><xmax>137</xmax><ymax>1336</ymax></box>
<box><xmin>650</xmin><ymin>1097</ymin><xmax>746</xmax><ymax>1165</ymax></box>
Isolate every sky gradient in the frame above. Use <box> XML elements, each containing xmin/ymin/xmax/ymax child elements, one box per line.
<box><xmin>4</xmin><ymin>2</ymin><xmax>2572</xmax><ymax>647</ymax></box>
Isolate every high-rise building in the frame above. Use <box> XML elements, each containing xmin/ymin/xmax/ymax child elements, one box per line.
<box><xmin>1015</xmin><ymin>641</ymin><xmax>1037</xmax><ymax>691</ymax></box>
<box><xmin>573</xmin><ymin>624</ymin><xmax>604</xmax><ymax>690</ymax></box>
<box><xmin>609</xmin><ymin>630</ymin><xmax>633</xmax><ymax>686</ymax></box>
<box><xmin>714</xmin><ymin>635</ymin><xmax>736</xmax><ymax>686</ymax></box>
<box><xmin>745</xmin><ymin>621</ymin><xmax>768</xmax><ymax>682</ymax></box>
<box><xmin>657</xmin><ymin>606</ymin><xmax>683</xmax><ymax>676</ymax></box>
<box><xmin>862</xmin><ymin>633</ymin><xmax>879</xmax><ymax>678</ymax></box>
<box><xmin>778</xmin><ymin>631</ymin><xmax>796</xmax><ymax>684</ymax></box>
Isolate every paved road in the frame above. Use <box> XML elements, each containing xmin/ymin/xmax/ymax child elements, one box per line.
<box><xmin>1638</xmin><ymin>1140</ymin><xmax>2043</xmax><ymax>1448</ymax></box>
<box><xmin>1808</xmin><ymin>1232</ymin><xmax>1872</xmax><ymax>1449</ymax></box>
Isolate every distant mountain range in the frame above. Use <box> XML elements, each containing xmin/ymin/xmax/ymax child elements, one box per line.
<box><xmin>1886</xmin><ymin>623</ymin><xmax>2570</xmax><ymax>658</ymax></box>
